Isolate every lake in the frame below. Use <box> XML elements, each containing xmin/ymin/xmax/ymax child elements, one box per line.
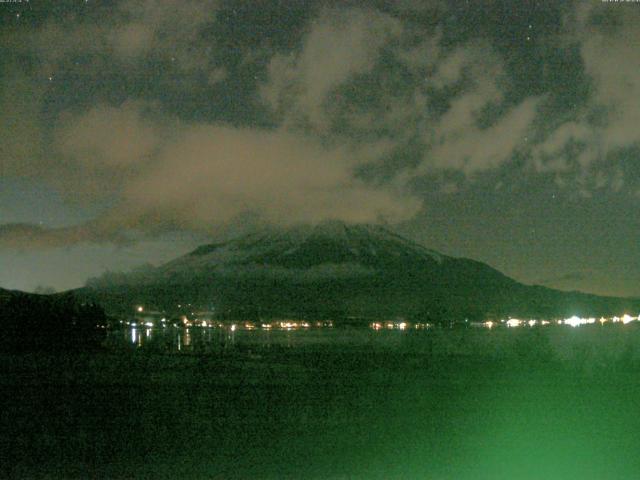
<box><xmin>107</xmin><ymin>323</ymin><xmax>433</xmax><ymax>353</ymax></box>
<box><xmin>3</xmin><ymin>323</ymin><xmax>640</xmax><ymax>479</ymax></box>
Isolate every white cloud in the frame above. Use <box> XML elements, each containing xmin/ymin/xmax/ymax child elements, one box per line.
<box><xmin>261</xmin><ymin>8</ymin><xmax>402</xmax><ymax>131</ymax></box>
<box><xmin>428</xmin><ymin>97</ymin><xmax>538</xmax><ymax>174</ymax></box>
<box><xmin>55</xmin><ymin>102</ymin><xmax>161</xmax><ymax>168</ymax></box>
<box><xmin>119</xmin><ymin>123</ymin><xmax>420</xmax><ymax>228</ymax></box>
<box><xmin>110</xmin><ymin>23</ymin><xmax>155</xmax><ymax>60</ymax></box>
<box><xmin>411</xmin><ymin>43</ymin><xmax>539</xmax><ymax>175</ymax></box>
<box><xmin>3</xmin><ymin>102</ymin><xmax>420</xmax><ymax>248</ymax></box>
<box><xmin>22</xmin><ymin>0</ymin><xmax>219</xmax><ymax>76</ymax></box>
<box><xmin>430</xmin><ymin>47</ymin><xmax>469</xmax><ymax>89</ymax></box>
<box><xmin>531</xmin><ymin>122</ymin><xmax>591</xmax><ymax>172</ymax></box>
<box><xmin>113</xmin><ymin>0</ymin><xmax>218</xmax><ymax>68</ymax></box>
<box><xmin>0</xmin><ymin>69</ymin><xmax>46</xmax><ymax>177</ymax></box>
<box><xmin>532</xmin><ymin>5</ymin><xmax>640</xmax><ymax>192</ymax></box>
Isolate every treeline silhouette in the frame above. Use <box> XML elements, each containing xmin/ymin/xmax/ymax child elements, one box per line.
<box><xmin>0</xmin><ymin>290</ymin><xmax>107</xmax><ymax>352</ymax></box>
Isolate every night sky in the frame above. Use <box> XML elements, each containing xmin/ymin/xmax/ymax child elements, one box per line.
<box><xmin>1</xmin><ymin>0</ymin><xmax>639</xmax><ymax>298</ymax></box>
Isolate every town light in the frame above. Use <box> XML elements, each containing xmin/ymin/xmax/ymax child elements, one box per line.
<box><xmin>621</xmin><ymin>314</ymin><xmax>635</xmax><ymax>325</ymax></box>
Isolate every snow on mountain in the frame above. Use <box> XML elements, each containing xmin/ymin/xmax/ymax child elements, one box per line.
<box><xmin>157</xmin><ymin>220</ymin><xmax>443</xmax><ymax>278</ymax></box>
<box><xmin>80</xmin><ymin>221</ymin><xmax>640</xmax><ymax>320</ymax></box>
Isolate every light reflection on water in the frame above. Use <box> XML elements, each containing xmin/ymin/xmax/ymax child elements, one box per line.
<box><xmin>113</xmin><ymin>325</ymin><xmax>417</xmax><ymax>352</ymax></box>
<box><xmin>107</xmin><ymin>320</ymin><xmax>640</xmax><ymax>362</ymax></box>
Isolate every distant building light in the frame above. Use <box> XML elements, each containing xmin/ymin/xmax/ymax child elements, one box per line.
<box><xmin>564</xmin><ymin>316</ymin><xmax>583</xmax><ymax>328</ymax></box>
<box><xmin>622</xmin><ymin>314</ymin><xmax>635</xmax><ymax>325</ymax></box>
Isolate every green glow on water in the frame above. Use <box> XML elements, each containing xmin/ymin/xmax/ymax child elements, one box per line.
<box><xmin>5</xmin><ymin>326</ymin><xmax>640</xmax><ymax>479</ymax></box>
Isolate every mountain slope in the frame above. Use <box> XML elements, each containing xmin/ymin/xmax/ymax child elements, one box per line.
<box><xmin>80</xmin><ymin>221</ymin><xmax>640</xmax><ymax>321</ymax></box>
<box><xmin>0</xmin><ymin>288</ymin><xmax>107</xmax><ymax>351</ymax></box>
<box><xmin>157</xmin><ymin>222</ymin><xmax>444</xmax><ymax>276</ymax></box>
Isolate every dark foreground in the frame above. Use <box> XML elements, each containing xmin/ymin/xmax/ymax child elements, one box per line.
<box><xmin>2</xmin><ymin>326</ymin><xmax>640</xmax><ymax>479</ymax></box>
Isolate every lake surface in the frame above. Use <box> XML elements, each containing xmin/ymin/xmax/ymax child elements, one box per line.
<box><xmin>108</xmin><ymin>324</ymin><xmax>429</xmax><ymax>352</ymax></box>
<box><xmin>4</xmin><ymin>324</ymin><xmax>640</xmax><ymax>479</ymax></box>
<box><xmin>108</xmin><ymin>322</ymin><xmax>640</xmax><ymax>361</ymax></box>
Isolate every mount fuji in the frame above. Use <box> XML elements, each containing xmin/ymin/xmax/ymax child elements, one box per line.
<box><xmin>79</xmin><ymin>221</ymin><xmax>640</xmax><ymax>322</ymax></box>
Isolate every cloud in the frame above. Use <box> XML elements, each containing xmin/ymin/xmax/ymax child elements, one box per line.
<box><xmin>0</xmin><ymin>222</ymin><xmax>128</xmax><ymax>249</ymax></box>
<box><xmin>430</xmin><ymin>46</ymin><xmax>470</xmax><ymax>89</ymax></box>
<box><xmin>207</xmin><ymin>67</ymin><xmax>228</xmax><ymax>85</ymax></box>
<box><xmin>14</xmin><ymin>1</ymin><xmax>640</xmax><ymax>252</ymax></box>
<box><xmin>19</xmin><ymin>0</ymin><xmax>219</xmax><ymax>76</ymax></box>
<box><xmin>396</xmin><ymin>32</ymin><xmax>442</xmax><ymax>75</ymax></box>
<box><xmin>55</xmin><ymin>101</ymin><xmax>162</xmax><ymax>168</ymax></box>
<box><xmin>112</xmin><ymin>0</ymin><xmax>219</xmax><ymax>70</ymax></box>
<box><xmin>110</xmin><ymin>23</ymin><xmax>155</xmax><ymax>60</ymax></box>
<box><xmin>263</xmin><ymin>22</ymin><xmax>544</xmax><ymax>184</ymax></box>
<box><xmin>30</xmin><ymin>22</ymin><xmax>110</xmax><ymax>74</ymax></box>
<box><xmin>261</xmin><ymin>7</ymin><xmax>402</xmax><ymax>131</ymax></box>
<box><xmin>0</xmin><ymin>3</ymin><xmax>421</xmax><ymax>250</ymax></box>
<box><xmin>424</xmin><ymin>98</ymin><xmax>537</xmax><ymax>175</ymax></box>
<box><xmin>0</xmin><ymin>69</ymin><xmax>46</xmax><ymax>177</ymax></box>
<box><xmin>120</xmin><ymin>122</ymin><xmax>420</xmax><ymax>228</ymax></box>
<box><xmin>407</xmin><ymin>43</ymin><xmax>540</xmax><ymax>176</ymax></box>
<box><xmin>3</xmin><ymin>102</ymin><xmax>420</xmax><ymax>249</ymax></box>
<box><xmin>531</xmin><ymin>5</ymin><xmax>640</xmax><ymax>192</ymax></box>
<box><xmin>11</xmin><ymin>101</ymin><xmax>169</xmax><ymax>205</ymax></box>
<box><xmin>531</xmin><ymin>122</ymin><xmax>591</xmax><ymax>172</ymax></box>
<box><xmin>579</xmin><ymin>8</ymin><xmax>640</xmax><ymax>152</ymax></box>
<box><xmin>0</xmin><ymin>0</ymin><xmax>221</xmax><ymax>182</ymax></box>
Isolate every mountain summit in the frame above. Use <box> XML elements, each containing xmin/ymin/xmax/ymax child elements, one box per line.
<box><xmin>82</xmin><ymin>222</ymin><xmax>640</xmax><ymax>321</ymax></box>
<box><xmin>159</xmin><ymin>221</ymin><xmax>445</xmax><ymax>277</ymax></box>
